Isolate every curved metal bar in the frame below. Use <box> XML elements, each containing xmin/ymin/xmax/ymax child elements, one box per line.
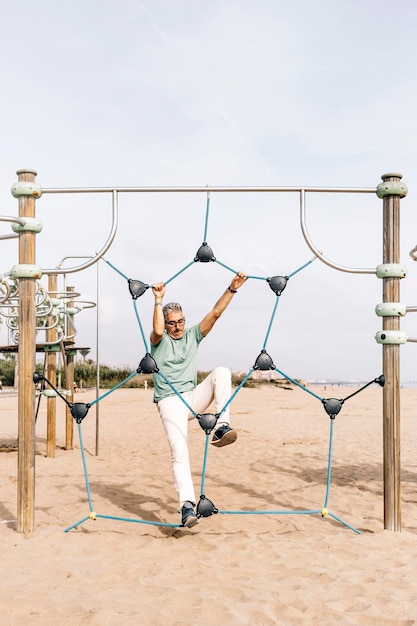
<box><xmin>0</xmin><ymin>215</ymin><xmax>26</xmax><ymax>225</ymax></box>
<box><xmin>76</xmin><ymin>300</ymin><xmax>96</xmax><ymax>310</ymax></box>
<box><xmin>64</xmin><ymin>312</ymin><xmax>78</xmax><ymax>340</ymax></box>
<box><xmin>42</xmin><ymin>190</ymin><xmax>119</xmax><ymax>275</ymax></box>
<box><xmin>42</xmin><ymin>327</ymin><xmax>65</xmax><ymax>345</ymax></box>
<box><xmin>35</xmin><ymin>301</ymin><xmax>54</xmax><ymax>317</ymax></box>
<box><xmin>47</xmin><ymin>290</ymin><xmax>82</xmax><ymax>302</ymax></box>
<box><xmin>409</xmin><ymin>245</ymin><xmax>417</xmax><ymax>261</ymax></box>
<box><xmin>37</xmin><ymin>184</ymin><xmax>377</xmax><ymax>276</ymax></box>
<box><xmin>9</xmin><ymin>329</ymin><xmax>19</xmax><ymax>344</ymax></box>
<box><xmin>0</xmin><ymin>277</ymin><xmax>10</xmax><ymax>303</ymax></box>
<box><xmin>1</xmin><ymin>308</ymin><xmax>19</xmax><ymax>319</ymax></box>
<box><xmin>299</xmin><ymin>189</ymin><xmax>376</xmax><ymax>275</ymax></box>
<box><xmin>8</xmin><ymin>282</ymin><xmax>18</xmax><ymax>297</ymax></box>
<box><xmin>0</xmin><ymin>215</ymin><xmax>25</xmax><ymax>241</ymax></box>
<box><xmin>35</xmin><ymin>317</ymin><xmax>60</xmax><ymax>331</ymax></box>
<box><xmin>2</xmin><ymin>294</ymin><xmax>54</xmax><ymax>317</ymax></box>
<box><xmin>35</xmin><ymin>285</ymin><xmax>50</xmax><ymax>307</ymax></box>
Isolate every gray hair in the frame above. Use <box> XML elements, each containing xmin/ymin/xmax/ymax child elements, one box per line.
<box><xmin>163</xmin><ymin>302</ymin><xmax>183</xmax><ymax>321</ymax></box>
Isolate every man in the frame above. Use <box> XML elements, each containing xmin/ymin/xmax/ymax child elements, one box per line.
<box><xmin>150</xmin><ymin>271</ymin><xmax>248</xmax><ymax>528</ymax></box>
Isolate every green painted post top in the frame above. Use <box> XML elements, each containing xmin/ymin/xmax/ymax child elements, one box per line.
<box><xmin>377</xmin><ymin>173</ymin><xmax>408</xmax><ymax>198</ymax></box>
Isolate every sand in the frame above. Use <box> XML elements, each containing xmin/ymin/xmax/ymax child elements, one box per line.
<box><xmin>1</xmin><ymin>383</ymin><xmax>417</xmax><ymax>625</ymax></box>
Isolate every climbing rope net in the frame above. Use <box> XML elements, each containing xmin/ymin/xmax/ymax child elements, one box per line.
<box><xmin>32</xmin><ymin>193</ymin><xmax>384</xmax><ymax>534</ymax></box>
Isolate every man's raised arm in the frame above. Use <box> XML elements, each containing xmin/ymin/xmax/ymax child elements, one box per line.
<box><xmin>151</xmin><ymin>282</ymin><xmax>166</xmax><ymax>344</ymax></box>
<box><xmin>199</xmin><ymin>271</ymin><xmax>248</xmax><ymax>337</ymax></box>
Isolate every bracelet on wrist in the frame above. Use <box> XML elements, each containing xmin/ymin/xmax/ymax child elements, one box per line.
<box><xmin>154</xmin><ymin>302</ymin><xmax>163</xmax><ymax>307</ymax></box>
<box><xmin>228</xmin><ymin>286</ymin><xmax>238</xmax><ymax>294</ymax></box>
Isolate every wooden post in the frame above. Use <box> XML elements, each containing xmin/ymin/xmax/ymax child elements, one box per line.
<box><xmin>46</xmin><ymin>274</ymin><xmax>57</xmax><ymax>457</ymax></box>
<box><xmin>65</xmin><ymin>286</ymin><xmax>75</xmax><ymax>450</ymax></box>
<box><xmin>379</xmin><ymin>172</ymin><xmax>407</xmax><ymax>531</ymax></box>
<box><xmin>15</xmin><ymin>169</ymin><xmax>40</xmax><ymax>534</ymax></box>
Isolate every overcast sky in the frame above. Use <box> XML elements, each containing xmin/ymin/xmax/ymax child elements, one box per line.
<box><xmin>1</xmin><ymin>0</ymin><xmax>417</xmax><ymax>383</ymax></box>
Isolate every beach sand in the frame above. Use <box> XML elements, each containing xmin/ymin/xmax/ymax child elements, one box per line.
<box><xmin>1</xmin><ymin>383</ymin><xmax>417</xmax><ymax>625</ymax></box>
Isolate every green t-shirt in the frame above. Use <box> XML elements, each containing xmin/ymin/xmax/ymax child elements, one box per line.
<box><xmin>151</xmin><ymin>324</ymin><xmax>204</xmax><ymax>402</ymax></box>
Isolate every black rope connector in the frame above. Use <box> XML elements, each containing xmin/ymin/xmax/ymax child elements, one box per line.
<box><xmin>321</xmin><ymin>374</ymin><xmax>385</xmax><ymax>419</ymax></box>
<box><xmin>196</xmin><ymin>413</ymin><xmax>219</xmax><ymax>434</ymax></box>
<box><xmin>69</xmin><ymin>402</ymin><xmax>91</xmax><ymax>424</ymax></box>
<box><xmin>196</xmin><ymin>495</ymin><xmax>218</xmax><ymax>518</ymax></box>
<box><xmin>137</xmin><ymin>353</ymin><xmax>159</xmax><ymax>374</ymax></box>
<box><xmin>322</xmin><ymin>398</ymin><xmax>344</xmax><ymax>420</ymax></box>
<box><xmin>32</xmin><ymin>371</ymin><xmax>72</xmax><ymax>407</ymax></box>
<box><xmin>33</xmin><ymin>371</ymin><xmax>44</xmax><ymax>385</ymax></box>
<box><xmin>194</xmin><ymin>242</ymin><xmax>215</xmax><ymax>263</ymax></box>
<box><xmin>267</xmin><ymin>275</ymin><xmax>288</xmax><ymax>296</ymax></box>
<box><xmin>253</xmin><ymin>350</ymin><xmax>275</xmax><ymax>371</ymax></box>
<box><xmin>128</xmin><ymin>279</ymin><xmax>149</xmax><ymax>300</ymax></box>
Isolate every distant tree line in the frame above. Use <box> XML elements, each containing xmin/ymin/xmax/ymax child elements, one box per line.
<box><xmin>0</xmin><ymin>356</ymin><xmax>293</xmax><ymax>390</ymax></box>
<box><xmin>0</xmin><ymin>355</ymin><xmax>15</xmax><ymax>386</ymax></box>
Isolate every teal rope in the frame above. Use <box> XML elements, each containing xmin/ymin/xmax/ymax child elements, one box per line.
<box><xmin>78</xmin><ymin>423</ymin><xmax>94</xmax><ymax>512</ymax></box>
<box><xmin>218</xmin><ymin>509</ymin><xmax>360</xmax><ymax>533</ymax></box>
<box><xmin>323</xmin><ymin>419</ymin><xmax>334</xmax><ymax>509</ymax></box>
<box><xmin>89</xmin><ymin>371</ymin><xmax>138</xmax><ymax>407</ymax></box>
<box><xmin>65</xmin><ymin>514</ymin><xmax>181</xmax><ymax>532</ymax></box>
<box><xmin>214</xmin><ymin>258</ymin><xmax>265</xmax><ymax>280</ymax></box>
<box><xmin>262</xmin><ymin>296</ymin><xmax>280</xmax><ymax>349</ymax></box>
<box><xmin>133</xmin><ymin>299</ymin><xmax>149</xmax><ymax>350</ymax></box>
<box><xmin>203</xmin><ymin>193</ymin><xmax>210</xmax><ymax>242</ymax></box>
<box><xmin>214</xmin><ymin>254</ymin><xmax>316</xmax><ymax>284</ymax></box>
<box><xmin>155</xmin><ymin>365</ymin><xmax>251</xmax><ymax>425</ymax></box>
<box><xmin>200</xmin><ymin>434</ymin><xmax>210</xmax><ymax>495</ymax></box>
<box><xmin>219</xmin><ymin>370</ymin><xmax>254</xmax><ymax>415</ymax></box>
<box><xmin>64</xmin><ymin>421</ymin><xmax>182</xmax><ymax>532</ymax></box>
<box><xmin>219</xmin><ymin>509</ymin><xmax>322</xmax><ymax>515</ymax></box>
<box><xmin>215</xmin><ymin>259</ymin><xmax>238</xmax><ymax>274</ymax></box>
<box><xmin>102</xmin><ymin>257</ymin><xmax>129</xmax><ymax>280</ymax></box>
<box><xmin>287</xmin><ymin>256</ymin><xmax>317</xmax><ymax>279</ymax></box>
<box><xmin>157</xmin><ymin>372</ymin><xmax>196</xmax><ymax>415</ymax></box>
<box><xmin>164</xmin><ymin>261</ymin><xmax>195</xmax><ymax>285</ymax></box>
<box><xmin>274</xmin><ymin>366</ymin><xmax>323</xmax><ymax>401</ymax></box>
<box><xmin>64</xmin><ymin>516</ymin><xmax>91</xmax><ymax>532</ymax></box>
<box><xmin>327</xmin><ymin>512</ymin><xmax>360</xmax><ymax>534</ymax></box>
<box><xmin>95</xmin><ymin>514</ymin><xmax>180</xmax><ymax>528</ymax></box>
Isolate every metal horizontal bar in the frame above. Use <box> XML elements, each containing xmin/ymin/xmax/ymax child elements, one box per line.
<box><xmin>41</xmin><ymin>185</ymin><xmax>377</xmax><ymax>195</ymax></box>
<box><xmin>0</xmin><ymin>215</ymin><xmax>26</xmax><ymax>225</ymax></box>
<box><xmin>0</xmin><ymin>234</ymin><xmax>19</xmax><ymax>241</ymax></box>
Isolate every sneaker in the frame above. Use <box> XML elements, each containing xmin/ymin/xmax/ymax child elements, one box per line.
<box><xmin>211</xmin><ymin>424</ymin><xmax>237</xmax><ymax>448</ymax></box>
<box><xmin>181</xmin><ymin>501</ymin><xmax>199</xmax><ymax>528</ymax></box>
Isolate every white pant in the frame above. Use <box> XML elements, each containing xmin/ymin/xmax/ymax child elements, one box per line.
<box><xmin>156</xmin><ymin>367</ymin><xmax>232</xmax><ymax>507</ymax></box>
